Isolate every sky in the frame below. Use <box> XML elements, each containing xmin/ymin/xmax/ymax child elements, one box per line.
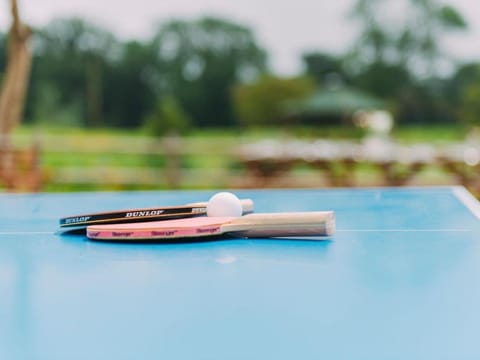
<box><xmin>1</xmin><ymin>0</ymin><xmax>480</xmax><ymax>75</ymax></box>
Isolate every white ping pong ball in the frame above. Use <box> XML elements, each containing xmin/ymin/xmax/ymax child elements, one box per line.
<box><xmin>207</xmin><ymin>192</ymin><xmax>243</xmax><ymax>217</ymax></box>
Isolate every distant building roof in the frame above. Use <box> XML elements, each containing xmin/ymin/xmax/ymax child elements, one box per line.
<box><xmin>287</xmin><ymin>85</ymin><xmax>385</xmax><ymax>116</ymax></box>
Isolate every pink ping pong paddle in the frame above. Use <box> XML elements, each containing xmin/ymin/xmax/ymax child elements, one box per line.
<box><xmin>86</xmin><ymin>211</ymin><xmax>335</xmax><ymax>241</ymax></box>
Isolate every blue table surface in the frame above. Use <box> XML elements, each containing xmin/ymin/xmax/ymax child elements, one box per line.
<box><xmin>1</xmin><ymin>186</ymin><xmax>480</xmax><ymax>360</ymax></box>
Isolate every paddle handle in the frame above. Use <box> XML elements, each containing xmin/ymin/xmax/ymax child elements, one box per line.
<box><xmin>188</xmin><ymin>198</ymin><xmax>254</xmax><ymax>214</ymax></box>
<box><xmin>224</xmin><ymin>211</ymin><xmax>335</xmax><ymax>238</ymax></box>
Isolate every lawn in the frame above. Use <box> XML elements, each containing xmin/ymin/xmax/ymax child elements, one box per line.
<box><xmin>10</xmin><ymin>124</ymin><xmax>471</xmax><ymax>192</ymax></box>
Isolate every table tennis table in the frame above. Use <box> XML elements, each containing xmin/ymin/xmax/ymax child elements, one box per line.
<box><xmin>1</xmin><ymin>186</ymin><xmax>479</xmax><ymax>359</ymax></box>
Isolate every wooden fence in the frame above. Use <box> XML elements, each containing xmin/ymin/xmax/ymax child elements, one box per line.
<box><xmin>2</xmin><ymin>133</ymin><xmax>480</xmax><ymax>195</ymax></box>
<box><xmin>237</xmin><ymin>137</ymin><xmax>480</xmax><ymax>194</ymax></box>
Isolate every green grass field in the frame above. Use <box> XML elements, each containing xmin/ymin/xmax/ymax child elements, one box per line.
<box><xmin>9</xmin><ymin>124</ymin><xmax>472</xmax><ymax>192</ymax></box>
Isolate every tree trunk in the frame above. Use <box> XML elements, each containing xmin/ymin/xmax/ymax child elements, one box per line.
<box><xmin>0</xmin><ymin>0</ymin><xmax>32</xmax><ymax>138</ymax></box>
<box><xmin>85</xmin><ymin>54</ymin><xmax>103</xmax><ymax>127</ymax></box>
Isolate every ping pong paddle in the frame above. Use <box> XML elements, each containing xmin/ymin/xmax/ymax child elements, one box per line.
<box><xmin>86</xmin><ymin>211</ymin><xmax>335</xmax><ymax>241</ymax></box>
<box><xmin>60</xmin><ymin>199</ymin><xmax>254</xmax><ymax>230</ymax></box>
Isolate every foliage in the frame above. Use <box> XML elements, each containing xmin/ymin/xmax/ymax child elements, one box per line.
<box><xmin>348</xmin><ymin>0</ymin><xmax>391</xmax><ymax>66</ymax></box>
<box><xmin>149</xmin><ymin>17</ymin><xmax>268</xmax><ymax>127</ymax></box>
<box><xmin>2</xmin><ymin>7</ymin><xmax>478</xmax><ymax>131</ymax></box>
<box><xmin>24</xmin><ymin>16</ymin><xmax>267</xmax><ymax>129</ymax></box>
<box><xmin>30</xmin><ymin>18</ymin><xmax>121</xmax><ymax>127</ymax></box>
<box><xmin>343</xmin><ymin>0</ymin><xmax>469</xmax><ymax>124</ymax></box>
<box><xmin>103</xmin><ymin>40</ymin><xmax>157</xmax><ymax>128</ymax></box>
<box><xmin>349</xmin><ymin>61</ymin><xmax>412</xmax><ymax>99</ymax></box>
<box><xmin>143</xmin><ymin>96</ymin><xmax>191</xmax><ymax>136</ymax></box>
<box><xmin>348</xmin><ymin>0</ymin><xmax>468</xmax><ymax>76</ymax></box>
<box><xmin>0</xmin><ymin>32</ymin><xmax>6</xmax><ymax>71</ymax></box>
<box><xmin>233</xmin><ymin>75</ymin><xmax>315</xmax><ymax>127</ymax></box>
<box><xmin>459</xmin><ymin>83</ymin><xmax>480</xmax><ymax>126</ymax></box>
<box><xmin>446</xmin><ymin>63</ymin><xmax>480</xmax><ymax>106</ymax></box>
<box><xmin>459</xmin><ymin>82</ymin><xmax>480</xmax><ymax>126</ymax></box>
<box><xmin>302</xmin><ymin>52</ymin><xmax>347</xmax><ymax>84</ymax></box>
<box><xmin>33</xmin><ymin>82</ymin><xmax>83</xmax><ymax>126</ymax></box>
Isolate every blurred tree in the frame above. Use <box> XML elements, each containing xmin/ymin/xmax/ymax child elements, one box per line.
<box><xmin>399</xmin><ymin>0</ymin><xmax>467</xmax><ymax>76</ymax></box>
<box><xmin>150</xmin><ymin>17</ymin><xmax>267</xmax><ymax>127</ymax></box>
<box><xmin>143</xmin><ymin>96</ymin><xmax>191</xmax><ymax>189</ymax></box>
<box><xmin>393</xmin><ymin>79</ymin><xmax>453</xmax><ymax>124</ymax></box>
<box><xmin>32</xmin><ymin>82</ymin><xmax>83</xmax><ymax>126</ymax></box>
<box><xmin>32</xmin><ymin>18</ymin><xmax>120</xmax><ymax>127</ymax></box>
<box><xmin>445</xmin><ymin>63</ymin><xmax>480</xmax><ymax>108</ymax></box>
<box><xmin>302</xmin><ymin>52</ymin><xmax>348</xmax><ymax>84</ymax></box>
<box><xmin>27</xmin><ymin>16</ymin><xmax>266</xmax><ymax>129</ymax></box>
<box><xmin>351</xmin><ymin>61</ymin><xmax>413</xmax><ymax>99</ymax></box>
<box><xmin>459</xmin><ymin>82</ymin><xmax>480</xmax><ymax>126</ymax></box>
<box><xmin>233</xmin><ymin>75</ymin><xmax>315</xmax><ymax>127</ymax></box>
<box><xmin>349</xmin><ymin>0</ymin><xmax>467</xmax><ymax>76</ymax></box>
<box><xmin>348</xmin><ymin>0</ymin><xmax>391</xmax><ymax>67</ymax></box>
<box><xmin>144</xmin><ymin>96</ymin><xmax>191</xmax><ymax>137</ymax></box>
<box><xmin>453</xmin><ymin>63</ymin><xmax>480</xmax><ymax>126</ymax></box>
<box><xmin>346</xmin><ymin>0</ymin><xmax>468</xmax><ymax>124</ymax></box>
<box><xmin>0</xmin><ymin>32</ymin><xmax>6</xmax><ymax>72</ymax></box>
<box><xmin>103</xmin><ymin>40</ymin><xmax>157</xmax><ymax>128</ymax></box>
<box><xmin>0</xmin><ymin>0</ymin><xmax>32</xmax><ymax>136</ymax></box>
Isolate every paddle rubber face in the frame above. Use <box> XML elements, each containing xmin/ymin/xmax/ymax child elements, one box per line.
<box><xmin>87</xmin><ymin>216</ymin><xmax>234</xmax><ymax>240</ymax></box>
<box><xmin>59</xmin><ymin>199</ymin><xmax>254</xmax><ymax>229</ymax></box>
<box><xmin>86</xmin><ymin>211</ymin><xmax>336</xmax><ymax>241</ymax></box>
